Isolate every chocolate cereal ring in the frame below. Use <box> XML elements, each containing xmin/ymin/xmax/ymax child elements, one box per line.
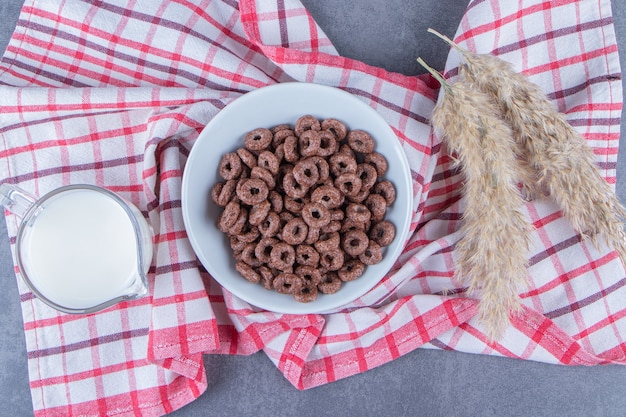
<box><xmin>341</xmin><ymin>229</ymin><xmax>370</xmax><ymax>256</ymax></box>
<box><xmin>329</xmin><ymin>152</ymin><xmax>357</xmax><ymax>177</ymax></box>
<box><xmin>268</xmin><ymin>190</ymin><xmax>284</xmax><ymax>212</ymax></box>
<box><xmin>316</xmin><ymin>130</ymin><xmax>338</xmax><ymax>157</ymax></box>
<box><xmin>319</xmin><ymin>249</ymin><xmax>344</xmax><ymax>271</ymax></box>
<box><xmin>374</xmin><ymin>180</ymin><xmax>396</xmax><ymax>205</ymax></box>
<box><xmin>234</xmin><ymin>174</ymin><xmax>248</xmax><ymax>198</ymax></box>
<box><xmin>301</xmin><ymin>202</ymin><xmax>331</xmax><ymax>229</ymax></box>
<box><xmin>284</xmin><ymin>135</ymin><xmax>300</xmax><ymax>163</ymax></box>
<box><xmin>334</xmin><ymin>173</ymin><xmax>362</xmax><ymax>197</ymax></box>
<box><xmin>298</xmin><ymin>130</ymin><xmax>321</xmax><ymax>157</ymax></box>
<box><xmin>273</xmin><ymin>273</ymin><xmax>302</xmax><ymax>294</ymax></box>
<box><xmin>365</xmin><ymin>194</ymin><xmax>387</xmax><ymax>222</ymax></box>
<box><xmin>258</xmin><ymin>265</ymin><xmax>275</xmax><ymax>290</ymax></box>
<box><xmin>311</xmin><ymin>185</ymin><xmax>343</xmax><ymax>209</ymax></box>
<box><xmin>258</xmin><ymin>211</ymin><xmax>280</xmax><ymax>237</ymax></box>
<box><xmin>276</xmin><ymin>164</ymin><xmax>293</xmax><ymax>194</ymax></box>
<box><xmin>236</xmin><ymin>261</ymin><xmax>261</xmax><ymax>284</ymax></box>
<box><xmin>293</xmin><ymin>158</ymin><xmax>320</xmax><ymax>187</ymax></box>
<box><xmin>283</xmin><ymin>196</ymin><xmax>307</xmax><ymax>214</ymax></box>
<box><xmin>210</xmin><ymin>181</ymin><xmax>226</xmax><ymax>206</ymax></box>
<box><xmin>238</xmin><ymin>224</ymin><xmax>260</xmax><ymax>243</ymax></box>
<box><xmin>356</xmin><ymin>163</ymin><xmax>378</xmax><ymax>191</ymax></box>
<box><xmin>248</xmin><ymin>199</ymin><xmax>271</xmax><ymax>226</ymax></box>
<box><xmin>282</xmin><ymin>217</ymin><xmax>309</xmax><ymax>245</ymax></box>
<box><xmin>257</xmin><ymin>150</ymin><xmax>280</xmax><ymax>175</ymax></box>
<box><xmin>294</xmin><ymin>283</ymin><xmax>318</xmax><ymax>303</ymax></box>
<box><xmin>369</xmin><ymin>220</ymin><xmax>396</xmax><ymax>247</ymax></box>
<box><xmin>304</xmin><ymin>227</ymin><xmax>320</xmax><ymax>245</ymax></box>
<box><xmin>347</xmin><ymin>129</ymin><xmax>375</xmax><ymax>154</ymax></box>
<box><xmin>211</xmin><ymin>179</ymin><xmax>236</xmax><ymax>207</ymax></box>
<box><xmin>346</xmin><ymin>203</ymin><xmax>371</xmax><ymax>224</ymax></box>
<box><xmin>317</xmin><ymin>271</ymin><xmax>342</xmax><ymax>294</ymax></box>
<box><xmin>314</xmin><ymin>231</ymin><xmax>340</xmax><ymax>253</ymax></box>
<box><xmin>278</xmin><ymin>211</ymin><xmax>294</xmax><ymax>228</ymax></box>
<box><xmin>341</xmin><ymin>218</ymin><xmax>370</xmax><ymax>233</ymax></box>
<box><xmin>295</xmin><ymin>265</ymin><xmax>323</xmax><ymax>286</ymax></box>
<box><xmin>295</xmin><ymin>114</ymin><xmax>321</xmax><ymax>136</ymax></box>
<box><xmin>272</xmin><ymin>128</ymin><xmax>295</xmax><ymax>147</ymax></box>
<box><xmin>338</xmin><ymin>143</ymin><xmax>356</xmax><ymax>158</ymax></box>
<box><xmin>227</xmin><ymin>206</ymin><xmax>248</xmax><ymax>235</ymax></box>
<box><xmin>359</xmin><ymin>240</ymin><xmax>383</xmax><ymax>265</ymax></box>
<box><xmin>321</xmin><ymin>118</ymin><xmax>347</xmax><ymax>140</ymax></box>
<box><xmin>282</xmin><ymin>171</ymin><xmax>309</xmax><ymax>199</ymax></box>
<box><xmin>308</xmin><ymin>155</ymin><xmax>330</xmax><ymax>183</ymax></box>
<box><xmin>270</xmin><ymin>242</ymin><xmax>296</xmax><ymax>271</ymax></box>
<box><xmin>245</xmin><ymin>127</ymin><xmax>273</xmax><ymax>151</ymax></box>
<box><xmin>217</xmin><ymin>201</ymin><xmax>240</xmax><ymax>233</ymax></box>
<box><xmin>218</xmin><ymin>152</ymin><xmax>243</xmax><ymax>180</ymax></box>
<box><xmin>229</xmin><ymin>235</ymin><xmax>247</xmax><ymax>252</ymax></box>
<box><xmin>251</xmin><ymin>166</ymin><xmax>276</xmax><ymax>190</ymax></box>
<box><xmin>364</xmin><ymin>152</ymin><xmax>388</xmax><ymax>177</ymax></box>
<box><xmin>346</xmin><ymin>186</ymin><xmax>370</xmax><ymax>204</ymax></box>
<box><xmin>274</xmin><ymin>142</ymin><xmax>285</xmax><ymax>162</ymax></box>
<box><xmin>255</xmin><ymin>237</ymin><xmax>278</xmax><ymax>264</ymax></box>
<box><xmin>236</xmin><ymin>147</ymin><xmax>257</xmax><ymax>169</ymax></box>
<box><xmin>236</xmin><ymin>178</ymin><xmax>269</xmax><ymax>205</ymax></box>
<box><xmin>338</xmin><ymin>259</ymin><xmax>366</xmax><ymax>282</ymax></box>
<box><xmin>241</xmin><ymin>243</ymin><xmax>262</xmax><ymax>267</ymax></box>
<box><xmin>295</xmin><ymin>245</ymin><xmax>320</xmax><ymax>267</ymax></box>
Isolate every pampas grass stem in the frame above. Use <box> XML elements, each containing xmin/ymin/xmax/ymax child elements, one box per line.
<box><xmin>418</xmin><ymin>57</ymin><xmax>532</xmax><ymax>341</ymax></box>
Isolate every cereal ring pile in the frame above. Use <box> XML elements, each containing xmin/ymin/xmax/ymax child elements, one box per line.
<box><xmin>211</xmin><ymin>115</ymin><xmax>396</xmax><ymax>303</ymax></box>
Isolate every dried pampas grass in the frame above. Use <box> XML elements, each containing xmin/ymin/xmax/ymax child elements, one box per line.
<box><xmin>417</xmin><ymin>57</ymin><xmax>532</xmax><ymax>341</ymax></box>
<box><xmin>428</xmin><ymin>28</ymin><xmax>626</xmax><ymax>265</ymax></box>
<box><xmin>418</xmin><ymin>28</ymin><xmax>626</xmax><ymax>340</ymax></box>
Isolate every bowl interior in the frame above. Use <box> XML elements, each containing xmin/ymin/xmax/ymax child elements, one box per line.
<box><xmin>182</xmin><ymin>82</ymin><xmax>412</xmax><ymax>314</ymax></box>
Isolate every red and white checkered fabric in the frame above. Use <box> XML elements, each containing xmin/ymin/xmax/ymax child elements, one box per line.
<box><xmin>0</xmin><ymin>0</ymin><xmax>624</xmax><ymax>415</ymax></box>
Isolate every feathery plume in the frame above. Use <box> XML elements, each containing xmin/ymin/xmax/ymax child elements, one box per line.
<box><xmin>427</xmin><ymin>28</ymin><xmax>626</xmax><ymax>264</ymax></box>
<box><xmin>417</xmin><ymin>57</ymin><xmax>532</xmax><ymax>341</ymax></box>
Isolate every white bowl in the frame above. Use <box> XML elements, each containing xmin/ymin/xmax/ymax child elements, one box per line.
<box><xmin>182</xmin><ymin>82</ymin><xmax>412</xmax><ymax>314</ymax></box>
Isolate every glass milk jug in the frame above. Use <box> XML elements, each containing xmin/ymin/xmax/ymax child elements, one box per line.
<box><xmin>0</xmin><ymin>183</ymin><xmax>153</xmax><ymax>314</ymax></box>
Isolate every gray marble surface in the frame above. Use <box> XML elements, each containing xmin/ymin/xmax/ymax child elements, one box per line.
<box><xmin>1</xmin><ymin>1</ymin><xmax>626</xmax><ymax>416</ymax></box>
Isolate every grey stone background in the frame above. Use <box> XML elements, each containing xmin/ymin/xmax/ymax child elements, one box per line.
<box><xmin>0</xmin><ymin>1</ymin><xmax>625</xmax><ymax>416</ymax></box>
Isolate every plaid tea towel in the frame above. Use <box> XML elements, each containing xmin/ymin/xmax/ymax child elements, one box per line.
<box><xmin>0</xmin><ymin>0</ymin><xmax>624</xmax><ymax>416</ymax></box>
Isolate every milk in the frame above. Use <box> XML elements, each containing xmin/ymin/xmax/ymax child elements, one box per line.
<box><xmin>20</xmin><ymin>189</ymin><xmax>143</xmax><ymax>310</ymax></box>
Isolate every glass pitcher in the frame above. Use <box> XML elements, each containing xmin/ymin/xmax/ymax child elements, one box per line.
<box><xmin>0</xmin><ymin>183</ymin><xmax>153</xmax><ymax>314</ymax></box>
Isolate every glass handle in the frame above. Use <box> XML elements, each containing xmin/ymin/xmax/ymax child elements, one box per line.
<box><xmin>0</xmin><ymin>183</ymin><xmax>37</xmax><ymax>219</ymax></box>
